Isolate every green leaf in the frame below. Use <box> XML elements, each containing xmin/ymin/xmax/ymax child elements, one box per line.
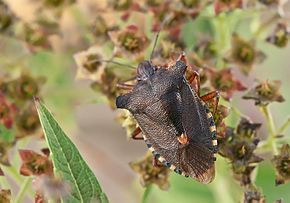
<box><xmin>35</xmin><ymin>98</ymin><xmax>108</xmax><ymax>203</ymax></box>
<box><xmin>0</xmin><ymin>124</ymin><xmax>14</xmax><ymax>143</ymax></box>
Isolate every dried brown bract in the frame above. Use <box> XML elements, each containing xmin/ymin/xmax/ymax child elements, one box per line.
<box><xmin>208</xmin><ymin>68</ymin><xmax>247</xmax><ymax>100</ymax></box>
<box><xmin>130</xmin><ymin>151</ymin><xmax>170</xmax><ymax>190</ymax></box>
<box><xmin>226</xmin><ymin>34</ymin><xmax>266</xmax><ymax>75</ymax></box>
<box><xmin>219</xmin><ymin>118</ymin><xmax>263</xmax><ymax>185</ymax></box>
<box><xmin>19</xmin><ymin>149</ymin><xmax>53</xmax><ymax>176</ymax></box>
<box><xmin>243</xmin><ymin>80</ymin><xmax>285</xmax><ymax>106</ymax></box>
<box><xmin>74</xmin><ymin>46</ymin><xmax>107</xmax><ymax>81</ymax></box>
<box><xmin>266</xmin><ymin>22</ymin><xmax>290</xmax><ymax>48</ymax></box>
<box><xmin>109</xmin><ymin>24</ymin><xmax>149</xmax><ymax>57</ymax></box>
<box><xmin>243</xmin><ymin>184</ymin><xmax>265</xmax><ymax>203</ymax></box>
<box><xmin>0</xmin><ymin>189</ymin><xmax>11</xmax><ymax>203</ymax></box>
<box><xmin>0</xmin><ymin>1</ymin><xmax>13</xmax><ymax>32</ymax></box>
<box><xmin>214</xmin><ymin>0</ymin><xmax>243</xmax><ymax>15</ymax></box>
<box><xmin>16</xmin><ymin>104</ymin><xmax>40</xmax><ymax>137</ymax></box>
<box><xmin>272</xmin><ymin>144</ymin><xmax>290</xmax><ymax>185</ymax></box>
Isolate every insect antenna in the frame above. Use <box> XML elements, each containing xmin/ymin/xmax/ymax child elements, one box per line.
<box><xmin>89</xmin><ymin>59</ymin><xmax>136</xmax><ymax>69</ymax></box>
<box><xmin>149</xmin><ymin>15</ymin><xmax>173</xmax><ymax>61</ymax></box>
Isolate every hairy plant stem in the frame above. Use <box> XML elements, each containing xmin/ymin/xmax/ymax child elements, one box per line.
<box><xmin>14</xmin><ymin>177</ymin><xmax>32</xmax><ymax>203</ymax></box>
<box><xmin>141</xmin><ymin>185</ymin><xmax>153</xmax><ymax>203</ymax></box>
<box><xmin>260</xmin><ymin>106</ymin><xmax>278</xmax><ymax>154</ymax></box>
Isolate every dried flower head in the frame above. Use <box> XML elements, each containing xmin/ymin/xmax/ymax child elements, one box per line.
<box><xmin>0</xmin><ymin>141</ymin><xmax>14</xmax><ymax>166</ymax></box>
<box><xmin>74</xmin><ymin>46</ymin><xmax>107</xmax><ymax>81</ymax></box>
<box><xmin>272</xmin><ymin>144</ymin><xmax>290</xmax><ymax>185</ymax></box>
<box><xmin>214</xmin><ymin>0</ymin><xmax>243</xmax><ymax>15</ymax></box>
<box><xmin>21</xmin><ymin>24</ymin><xmax>51</xmax><ymax>50</ymax></box>
<box><xmin>208</xmin><ymin>68</ymin><xmax>247</xmax><ymax>100</ymax></box>
<box><xmin>130</xmin><ymin>151</ymin><xmax>170</xmax><ymax>190</ymax></box>
<box><xmin>243</xmin><ymin>184</ymin><xmax>265</xmax><ymax>203</ymax></box>
<box><xmin>213</xmin><ymin>105</ymin><xmax>230</xmax><ymax>126</ymax></box>
<box><xmin>2</xmin><ymin>74</ymin><xmax>41</xmax><ymax>102</ymax></box>
<box><xmin>266</xmin><ymin>22</ymin><xmax>290</xmax><ymax>48</ymax></box>
<box><xmin>226</xmin><ymin>34</ymin><xmax>265</xmax><ymax>75</ymax></box>
<box><xmin>91</xmin><ymin>68</ymin><xmax>120</xmax><ymax>108</ymax></box>
<box><xmin>35</xmin><ymin>191</ymin><xmax>45</xmax><ymax>203</ymax></box>
<box><xmin>151</xmin><ymin>37</ymin><xmax>185</xmax><ymax>66</ymax></box>
<box><xmin>19</xmin><ymin>149</ymin><xmax>53</xmax><ymax>176</ymax></box>
<box><xmin>16</xmin><ymin>104</ymin><xmax>40</xmax><ymax>136</ymax></box>
<box><xmin>242</xmin><ymin>80</ymin><xmax>285</xmax><ymax>106</ymax></box>
<box><xmin>174</xmin><ymin>0</ymin><xmax>207</xmax><ymax>20</ymax></box>
<box><xmin>0</xmin><ymin>189</ymin><xmax>11</xmax><ymax>203</ymax></box>
<box><xmin>109</xmin><ymin>25</ymin><xmax>149</xmax><ymax>56</ymax></box>
<box><xmin>0</xmin><ymin>2</ymin><xmax>13</xmax><ymax>32</ymax></box>
<box><xmin>219</xmin><ymin>118</ymin><xmax>263</xmax><ymax>185</ymax></box>
<box><xmin>117</xmin><ymin>111</ymin><xmax>138</xmax><ymax>139</ymax></box>
<box><xmin>0</xmin><ymin>94</ymin><xmax>17</xmax><ymax>129</ymax></box>
<box><xmin>92</xmin><ymin>15</ymin><xmax>108</xmax><ymax>38</ymax></box>
<box><xmin>194</xmin><ymin>39</ymin><xmax>217</xmax><ymax>64</ymax></box>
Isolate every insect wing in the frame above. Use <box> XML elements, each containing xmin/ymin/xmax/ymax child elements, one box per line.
<box><xmin>179</xmin><ymin>79</ymin><xmax>216</xmax><ymax>183</ymax></box>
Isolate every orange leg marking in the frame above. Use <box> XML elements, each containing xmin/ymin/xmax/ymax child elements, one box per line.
<box><xmin>177</xmin><ymin>133</ymin><xmax>189</xmax><ymax>145</ymax></box>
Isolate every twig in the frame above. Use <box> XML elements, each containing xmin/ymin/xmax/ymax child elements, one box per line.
<box><xmin>260</xmin><ymin>106</ymin><xmax>278</xmax><ymax>154</ymax></box>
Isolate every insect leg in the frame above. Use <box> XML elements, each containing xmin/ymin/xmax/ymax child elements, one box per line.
<box><xmin>187</xmin><ymin>71</ymin><xmax>200</xmax><ymax>96</ymax></box>
<box><xmin>116</xmin><ymin>83</ymin><xmax>134</xmax><ymax>90</ymax></box>
<box><xmin>177</xmin><ymin>51</ymin><xmax>187</xmax><ymax>63</ymax></box>
<box><xmin>131</xmin><ymin>127</ymin><xmax>143</xmax><ymax>140</ymax></box>
<box><xmin>152</xmin><ymin>156</ymin><xmax>162</xmax><ymax>167</ymax></box>
<box><xmin>176</xmin><ymin>52</ymin><xmax>201</xmax><ymax>96</ymax></box>
<box><xmin>116</xmin><ymin>76</ymin><xmax>136</xmax><ymax>90</ymax></box>
<box><xmin>200</xmin><ymin>91</ymin><xmax>220</xmax><ymax>115</ymax></box>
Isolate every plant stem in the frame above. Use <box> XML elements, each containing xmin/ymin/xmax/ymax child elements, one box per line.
<box><xmin>211</xmin><ymin>158</ymin><xmax>235</xmax><ymax>203</ymax></box>
<box><xmin>277</xmin><ymin>117</ymin><xmax>290</xmax><ymax>135</ymax></box>
<box><xmin>260</xmin><ymin>106</ymin><xmax>278</xmax><ymax>154</ymax></box>
<box><xmin>2</xmin><ymin>166</ymin><xmax>34</xmax><ymax>196</ymax></box>
<box><xmin>14</xmin><ymin>177</ymin><xmax>32</xmax><ymax>203</ymax></box>
<box><xmin>0</xmin><ymin>176</ymin><xmax>10</xmax><ymax>189</ymax></box>
<box><xmin>214</xmin><ymin>14</ymin><xmax>228</xmax><ymax>69</ymax></box>
<box><xmin>253</xmin><ymin>14</ymin><xmax>280</xmax><ymax>38</ymax></box>
<box><xmin>141</xmin><ymin>185</ymin><xmax>153</xmax><ymax>203</ymax></box>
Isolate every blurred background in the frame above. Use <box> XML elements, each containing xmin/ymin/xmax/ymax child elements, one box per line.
<box><xmin>1</xmin><ymin>0</ymin><xmax>290</xmax><ymax>203</ymax></box>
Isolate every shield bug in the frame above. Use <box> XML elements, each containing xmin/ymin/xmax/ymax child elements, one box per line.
<box><xmin>116</xmin><ymin>50</ymin><xmax>219</xmax><ymax>183</ymax></box>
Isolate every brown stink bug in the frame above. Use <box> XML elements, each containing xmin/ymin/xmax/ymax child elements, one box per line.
<box><xmin>115</xmin><ymin>19</ymin><xmax>219</xmax><ymax>183</ymax></box>
<box><xmin>116</xmin><ymin>55</ymin><xmax>219</xmax><ymax>184</ymax></box>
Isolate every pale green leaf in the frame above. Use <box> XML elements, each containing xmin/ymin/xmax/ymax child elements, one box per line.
<box><xmin>0</xmin><ymin>124</ymin><xmax>14</xmax><ymax>143</ymax></box>
<box><xmin>35</xmin><ymin>99</ymin><xmax>108</xmax><ymax>203</ymax></box>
